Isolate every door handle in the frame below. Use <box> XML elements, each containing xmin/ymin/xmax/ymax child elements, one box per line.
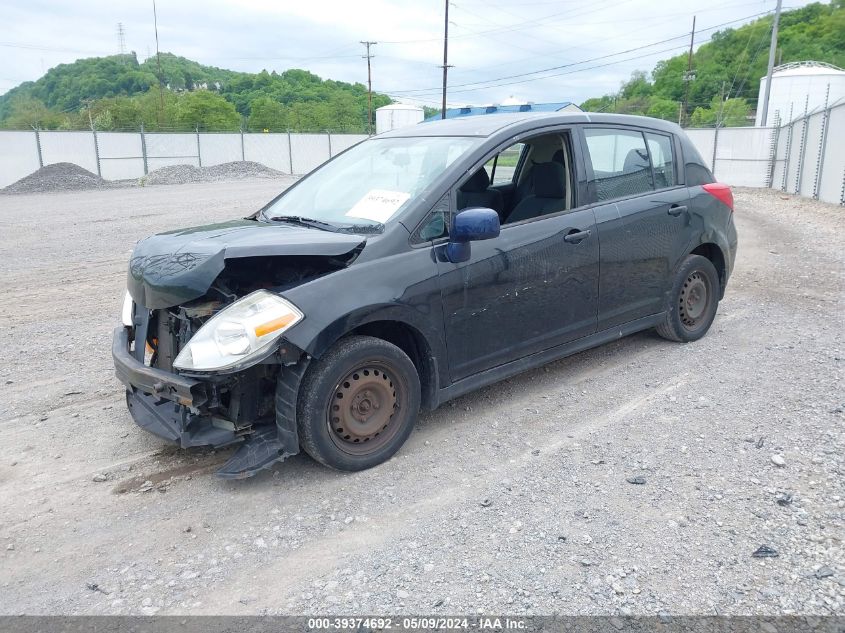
<box><xmin>563</xmin><ymin>229</ymin><xmax>591</xmax><ymax>244</ymax></box>
<box><xmin>668</xmin><ymin>205</ymin><xmax>688</xmax><ymax>216</ymax></box>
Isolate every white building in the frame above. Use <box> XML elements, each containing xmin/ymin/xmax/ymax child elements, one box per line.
<box><xmin>375</xmin><ymin>104</ymin><xmax>425</xmax><ymax>135</ymax></box>
<box><xmin>756</xmin><ymin>61</ymin><xmax>845</xmax><ymax>126</ymax></box>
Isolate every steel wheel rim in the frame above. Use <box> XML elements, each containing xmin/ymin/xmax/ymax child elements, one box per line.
<box><xmin>679</xmin><ymin>270</ymin><xmax>710</xmax><ymax>329</ymax></box>
<box><xmin>327</xmin><ymin>363</ymin><xmax>402</xmax><ymax>455</ymax></box>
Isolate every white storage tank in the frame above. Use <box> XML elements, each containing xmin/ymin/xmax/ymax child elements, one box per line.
<box><xmin>376</xmin><ymin>104</ymin><xmax>424</xmax><ymax>135</ymax></box>
<box><xmin>756</xmin><ymin>61</ymin><xmax>845</xmax><ymax>126</ymax></box>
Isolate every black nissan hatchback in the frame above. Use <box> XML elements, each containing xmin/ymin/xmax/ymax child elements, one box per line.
<box><xmin>114</xmin><ymin>112</ymin><xmax>738</xmax><ymax>478</ymax></box>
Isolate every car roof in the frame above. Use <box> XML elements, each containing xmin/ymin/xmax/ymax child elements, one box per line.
<box><xmin>377</xmin><ymin>111</ymin><xmax>683</xmax><ymax>138</ymax></box>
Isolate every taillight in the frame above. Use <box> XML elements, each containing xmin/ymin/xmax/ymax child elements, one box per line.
<box><xmin>702</xmin><ymin>182</ymin><xmax>734</xmax><ymax>212</ymax></box>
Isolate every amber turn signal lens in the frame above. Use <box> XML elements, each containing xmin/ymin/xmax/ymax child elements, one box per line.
<box><xmin>254</xmin><ymin>313</ymin><xmax>296</xmax><ymax>337</ymax></box>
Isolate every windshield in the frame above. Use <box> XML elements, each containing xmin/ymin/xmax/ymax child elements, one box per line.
<box><xmin>262</xmin><ymin>136</ymin><xmax>480</xmax><ymax>229</ymax></box>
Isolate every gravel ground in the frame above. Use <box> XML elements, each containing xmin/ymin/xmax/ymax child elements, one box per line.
<box><xmin>2</xmin><ymin>161</ymin><xmax>287</xmax><ymax>194</ymax></box>
<box><xmin>0</xmin><ymin>184</ymin><xmax>842</xmax><ymax>616</ymax></box>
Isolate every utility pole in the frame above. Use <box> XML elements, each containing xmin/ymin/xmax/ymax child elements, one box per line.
<box><xmin>360</xmin><ymin>41</ymin><xmax>377</xmax><ymax>135</ymax></box>
<box><xmin>759</xmin><ymin>0</ymin><xmax>783</xmax><ymax>127</ymax></box>
<box><xmin>152</xmin><ymin>0</ymin><xmax>165</xmax><ymax>126</ymax></box>
<box><xmin>680</xmin><ymin>15</ymin><xmax>696</xmax><ymax>127</ymax></box>
<box><xmin>440</xmin><ymin>0</ymin><xmax>451</xmax><ymax>119</ymax></box>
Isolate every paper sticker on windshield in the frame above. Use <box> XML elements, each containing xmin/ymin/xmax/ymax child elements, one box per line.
<box><xmin>345</xmin><ymin>189</ymin><xmax>410</xmax><ymax>223</ymax></box>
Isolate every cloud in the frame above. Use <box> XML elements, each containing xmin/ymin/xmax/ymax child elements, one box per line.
<box><xmin>0</xmin><ymin>0</ymin><xmax>811</xmax><ymax>107</ymax></box>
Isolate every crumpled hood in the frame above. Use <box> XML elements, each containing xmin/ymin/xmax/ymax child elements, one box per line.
<box><xmin>127</xmin><ymin>219</ymin><xmax>365</xmax><ymax>309</ymax></box>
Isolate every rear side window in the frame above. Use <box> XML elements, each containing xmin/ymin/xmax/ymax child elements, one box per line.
<box><xmin>645</xmin><ymin>132</ymin><xmax>676</xmax><ymax>188</ymax></box>
<box><xmin>583</xmin><ymin>129</ymin><xmax>653</xmax><ymax>201</ymax></box>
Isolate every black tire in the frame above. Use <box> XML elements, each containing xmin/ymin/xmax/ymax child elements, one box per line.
<box><xmin>293</xmin><ymin>335</ymin><xmax>421</xmax><ymax>471</ymax></box>
<box><xmin>656</xmin><ymin>254</ymin><xmax>720</xmax><ymax>343</ymax></box>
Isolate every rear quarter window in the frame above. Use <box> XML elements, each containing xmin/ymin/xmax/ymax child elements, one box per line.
<box><xmin>645</xmin><ymin>132</ymin><xmax>676</xmax><ymax>188</ymax></box>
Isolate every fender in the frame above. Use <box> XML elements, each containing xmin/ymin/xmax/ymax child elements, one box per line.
<box><xmin>279</xmin><ymin>246</ymin><xmax>449</xmax><ymax>391</ymax></box>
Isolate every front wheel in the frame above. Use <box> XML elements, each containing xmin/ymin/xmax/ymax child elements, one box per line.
<box><xmin>293</xmin><ymin>335</ymin><xmax>420</xmax><ymax>471</ymax></box>
<box><xmin>656</xmin><ymin>254</ymin><xmax>720</xmax><ymax>343</ymax></box>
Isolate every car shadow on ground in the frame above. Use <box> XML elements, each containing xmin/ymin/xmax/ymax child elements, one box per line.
<box><xmin>213</xmin><ymin>328</ymin><xmax>671</xmax><ymax>491</ymax></box>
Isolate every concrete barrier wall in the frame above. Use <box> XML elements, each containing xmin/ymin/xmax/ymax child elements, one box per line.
<box><xmin>0</xmin><ymin>117</ymin><xmax>842</xmax><ymax>205</ymax></box>
<box><xmin>0</xmin><ymin>130</ymin><xmax>367</xmax><ymax>188</ymax></box>
<box><xmin>0</xmin><ymin>131</ymin><xmax>41</xmax><ymax>187</ymax></box>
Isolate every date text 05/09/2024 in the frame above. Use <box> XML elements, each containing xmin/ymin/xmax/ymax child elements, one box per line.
<box><xmin>307</xmin><ymin>617</ymin><xmax>527</xmax><ymax>630</ymax></box>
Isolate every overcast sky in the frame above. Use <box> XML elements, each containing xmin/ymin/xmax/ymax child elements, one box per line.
<box><xmin>0</xmin><ymin>0</ymin><xmax>820</xmax><ymax>108</ymax></box>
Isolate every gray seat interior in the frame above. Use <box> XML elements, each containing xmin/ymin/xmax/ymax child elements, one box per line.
<box><xmin>505</xmin><ymin>162</ymin><xmax>567</xmax><ymax>224</ymax></box>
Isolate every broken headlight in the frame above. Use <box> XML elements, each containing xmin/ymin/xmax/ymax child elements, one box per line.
<box><xmin>173</xmin><ymin>290</ymin><xmax>303</xmax><ymax>372</ymax></box>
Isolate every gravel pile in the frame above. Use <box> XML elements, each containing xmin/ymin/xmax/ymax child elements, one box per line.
<box><xmin>3</xmin><ymin>161</ymin><xmax>286</xmax><ymax>194</ymax></box>
<box><xmin>202</xmin><ymin>161</ymin><xmax>284</xmax><ymax>182</ymax></box>
<box><xmin>2</xmin><ymin>162</ymin><xmax>114</xmax><ymax>194</ymax></box>
<box><xmin>141</xmin><ymin>161</ymin><xmax>283</xmax><ymax>186</ymax></box>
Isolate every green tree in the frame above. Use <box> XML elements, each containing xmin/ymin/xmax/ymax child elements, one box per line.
<box><xmin>580</xmin><ymin>95</ymin><xmax>615</xmax><ymax>112</ymax></box>
<box><xmin>620</xmin><ymin>71</ymin><xmax>653</xmax><ymax>99</ymax></box>
<box><xmin>1</xmin><ymin>95</ymin><xmax>63</xmax><ymax>129</ymax></box>
<box><xmin>175</xmin><ymin>90</ymin><xmax>240</xmax><ymax>131</ymax></box>
<box><xmin>690</xmin><ymin>95</ymin><xmax>751</xmax><ymax>127</ymax></box>
<box><xmin>247</xmin><ymin>96</ymin><xmax>287</xmax><ymax>131</ymax></box>
<box><xmin>647</xmin><ymin>98</ymin><xmax>680</xmax><ymax>122</ymax></box>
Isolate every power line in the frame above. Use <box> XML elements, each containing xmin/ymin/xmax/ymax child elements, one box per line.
<box><xmin>731</xmin><ymin>21</ymin><xmax>774</xmax><ymax>101</ymax></box>
<box><xmin>453</xmin><ymin>0</ymin><xmax>762</xmax><ymax>77</ymax></box>
<box><xmin>0</xmin><ymin>42</ymin><xmax>111</xmax><ymax>55</ymax></box>
<box><xmin>382</xmin><ymin>10</ymin><xmax>771</xmax><ymax>97</ymax></box>
<box><xmin>379</xmin><ymin>0</ymin><xmax>633</xmax><ymax>44</ymax></box>
<box><xmin>386</xmin><ymin>42</ymin><xmax>694</xmax><ymax>100</ymax></box>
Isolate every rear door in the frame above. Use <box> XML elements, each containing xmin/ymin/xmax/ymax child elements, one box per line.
<box><xmin>580</xmin><ymin>126</ymin><xmax>692</xmax><ymax>330</ymax></box>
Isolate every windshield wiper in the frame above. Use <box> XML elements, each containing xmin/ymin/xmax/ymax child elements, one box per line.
<box><xmin>266</xmin><ymin>215</ymin><xmax>338</xmax><ymax>232</ymax></box>
<box><xmin>335</xmin><ymin>223</ymin><xmax>384</xmax><ymax>234</ymax></box>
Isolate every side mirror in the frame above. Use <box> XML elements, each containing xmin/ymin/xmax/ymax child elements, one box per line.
<box><xmin>446</xmin><ymin>207</ymin><xmax>501</xmax><ymax>263</ymax></box>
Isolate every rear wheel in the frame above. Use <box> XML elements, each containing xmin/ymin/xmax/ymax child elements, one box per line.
<box><xmin>294</xmin><ymin>335</ymin><xmax>420</xmax><ymax>470</ymax></box>
<box><xmin>656</xmin><ymin>254</ymin><xmax>720</xmax><ymax>343</ymax></box>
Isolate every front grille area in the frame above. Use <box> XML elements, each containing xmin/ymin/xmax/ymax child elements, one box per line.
<box><xmin>151</xmin><ymin>308</ymin><xmax>179</xmax><ymax>372</ymax></box>
<box><xmin>130</xmin><ymin>300</ymin><xmax>278</xmax><ymax>429</ymax></box>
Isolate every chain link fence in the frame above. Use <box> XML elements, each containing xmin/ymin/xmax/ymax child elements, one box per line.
<box><xmin>685</xmin><ymin>96</ymin><xmax>845</xmax><ymax>205</ymax></box>
<box><xmin>0</xmin><ymin>129</ymin><xmax>368</xmax><ymax>188</ymax></box>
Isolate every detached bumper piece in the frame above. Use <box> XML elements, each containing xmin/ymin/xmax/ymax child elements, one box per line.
<box><xmin>125</xmin><ymin>389</ymin><xmax>241</xmax><ymax>448</ymax></box>
<box><xmin>112</xmin><ymin>326</ymin><xmax>294</xmax><ymax>479</ymax></box>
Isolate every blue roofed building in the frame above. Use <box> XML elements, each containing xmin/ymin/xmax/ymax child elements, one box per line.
<box><xmin>424</xmin><ymin>101</ymin><xmax>582</xmax><ymax>122</ymax></box>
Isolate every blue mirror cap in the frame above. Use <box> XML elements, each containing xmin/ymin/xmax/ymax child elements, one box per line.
<box><xmin>452</xmin><ymin>207</ymin><xmax>500</xmax><ymax>242</ymax></box>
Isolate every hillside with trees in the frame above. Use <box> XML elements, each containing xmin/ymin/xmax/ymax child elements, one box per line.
<box><xmin>0</xmin><ymin>52</ymin><xmax>390</xmax><ymax>133</ymax></box>
<box><xmin>581</xmin><ymin>0</ymin><xmax>844</xmax><ymax>126</ymax></box>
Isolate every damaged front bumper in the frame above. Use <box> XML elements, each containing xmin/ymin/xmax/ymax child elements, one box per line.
<box><xmin>112</xmin><ymin>326</ymin><xmax>296</xmax><ymax>478</ymax></box>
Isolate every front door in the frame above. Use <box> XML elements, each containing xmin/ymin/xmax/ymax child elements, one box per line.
<box><xmin>436</xmin><ymin>209</ymin><xmax>599</xmax><ymax>381</ymax></box>
<box><xmin>434</xmin><ymin>128</ymin><xmax>599</xmax><ymax>382</ymax></box>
